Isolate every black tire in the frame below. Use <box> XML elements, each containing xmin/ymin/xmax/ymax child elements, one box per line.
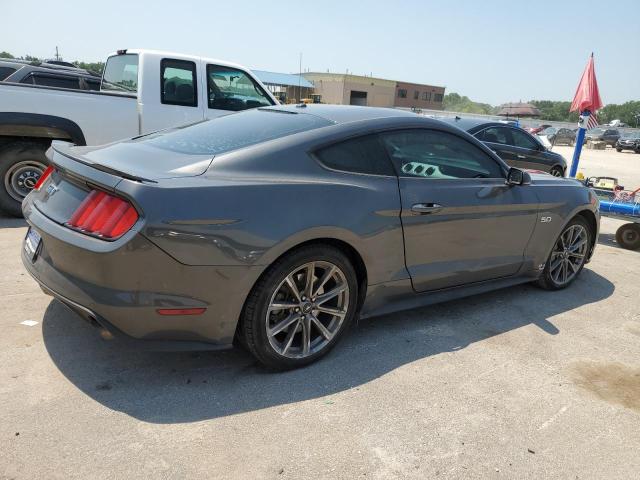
<box><xmin>0</xmin><ymin>142</ymin><xmax>49</xmax><ymax>217</ymax></box>
<box><xmin>240</xmin><ymin>244</ymin><xmax>358</xmax><ymax>370</ymax></box>
<box><xmin>537</xmin><ymin>216</ymin><xmax>592</xmax><ymax>290</ymax></box>
<box><xmin>549</xmin><ymin>166</ymin><xmax>564</xmax><ymax>177</ymax></box>
<box><xmin>616</xmin><ymin>148</ymin><xmax>622</xmax><ymax>152</ymax></box>
<box><xmin>615</xmin><ymin>223</ymin><xmax>640</xmax><ymax>250</ymax></box>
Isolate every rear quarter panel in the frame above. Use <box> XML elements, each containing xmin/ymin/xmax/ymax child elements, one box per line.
<box><xmin>121</xmin><ymin>138</ymin><xmax>408</xmax><ymax>286</ymax></box>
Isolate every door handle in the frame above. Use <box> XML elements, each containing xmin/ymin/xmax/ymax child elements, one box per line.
<box><xmin>411</xmin><ymin>203</ymin><xmax>443</xmax><ymax>214</ymax></box>
<box><xmin>516</xmin><ymin>154</ymin><xmax>526</xmax><ymax>159</ymax></box>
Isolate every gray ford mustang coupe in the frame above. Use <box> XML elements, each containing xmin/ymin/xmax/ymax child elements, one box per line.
<box><xmin>22</xmin><ymin>105</ymin><xmax>599</xmax><ymax>369</ymax></box>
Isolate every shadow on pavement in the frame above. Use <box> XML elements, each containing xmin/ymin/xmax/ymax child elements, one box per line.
<box><xmin>0</xmin><ymin>211</ymin><xmax>27</xmax><ymax>229</ymax></box>
<box><xmin>598</xmin><ymin>232</ymin><xmax>639</xmax><ymax>253</ymax></box>
<box><xmin>42</xmin><ymin>268</ymin><xmax>614</xmax><ymax>424</ymax></box>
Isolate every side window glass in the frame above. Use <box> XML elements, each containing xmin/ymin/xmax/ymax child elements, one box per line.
<box><xmin>511</xmin><ymin>129</ymin><xmax>538</xmax><ymax>150</ymax></box>
<box><xmin>478</xmin><ymin>127</ymin><xmax>511</xmax><ymax>145</ymax></box>
<box><xmin>32</xmin><ymin>74</ymin><xmax>80</xmax><ymax>89</ymax></box>
<box><xmin>315</xmin><ymin>135</ymin><xmax>395</xmax><ymax>176</ymax></box>
<box><xmin>161</xmin><ymin>59</ymin><xmax>197</xmax><ymax>107</ymax></box>
<box><xmin>0</xmin><ymin>66</ymin><xmax>16</xmax><ymax>80</ymax></box>
<box><xmin>207</xmin><ymin>64</ymin><xmax>273</xmax><ymax>111</ymax></box>
<box><xmin>380</xmin><ymin>129</ymin><xmax>504</xmax><ymax>179</ymax></box>
<box><xmin>102</xmin><ymin>54</ymin><xmax>138</xmax><ymax>93</ymax></box>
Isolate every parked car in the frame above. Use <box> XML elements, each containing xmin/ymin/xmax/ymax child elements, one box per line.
<box><xmin>0</xmin><ymin>59</ymin><xmax>101</xmax><ymax>89</ymax></box>
<box><xmin>0</xmin><ymin>49</ymin><xmax>277</xmax><ymax>216</ymax></box>
<box><xmin>542</xmin><ymin>127</ymin><xmax>577</xmax><ymax>146</ymax></box>
<box><xmin>584</xmin><ymin>128</ymin><xmax>620</xmax><ymax>147</ymax></box>
<box><xmin>526</xmin><ymin>124</ymin><xmax>552</xmax><ymax>135</ymax></box>
<box><xmin>21</xmin><ymin>105</ymin><xmax>599</xmax><ymax>369</ymax></box>
<box><xmin>615</xmin><ymin>132</ymin><xmax>640</xmax><ymax>153</ymax></box>
<box><xmin>443</xmin><ymin>118</ymin><xmax>567</xmax><ymax>176</ymax></box>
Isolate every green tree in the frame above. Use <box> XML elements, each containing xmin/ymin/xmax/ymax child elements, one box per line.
<box><xmin>443</xmin><ymin>93</ymin><xmax>495</xmax><ymax>114</ymax></box>
<box><xmin>0</xmin><ymin>51</ymin><xmax>14</xmax><ymax>59</ymax></box>
<box><xmin>72</xmin><ymin>60</ymin><xmax>105</xmax><ymax>75</ymax></box>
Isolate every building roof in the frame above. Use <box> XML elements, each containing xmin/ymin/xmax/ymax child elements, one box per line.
<box><xmin>497</xmin><ymin>102</ymin><xmax>541</xmax><ymax>118</ymax></box>
<box><xmin>253</xmin><ymin>70</ymin><xmax>313</xmax><ymax>88</ymax></box>
<box><xmin>303</xmin><ymin>72</ymin><xmax>445</xmax><ymax>89</ymax></box>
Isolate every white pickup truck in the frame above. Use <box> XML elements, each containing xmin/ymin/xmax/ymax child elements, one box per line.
<box><xmin>0</xmin><ymin>49</ymin><xmax>277</xmax><ymax>216</ymax></box>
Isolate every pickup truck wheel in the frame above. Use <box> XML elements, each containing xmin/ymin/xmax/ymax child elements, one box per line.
<box><xmin>0</xmin><ymin>142</ymin><xmax>48</xmax><ymax>217</ymax></box>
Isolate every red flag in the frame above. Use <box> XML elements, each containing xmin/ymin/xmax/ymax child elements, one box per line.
<box><xmin>570</xmin><ymin>54</ymin><xmax>603</xmax><ymax>114</ymax></box>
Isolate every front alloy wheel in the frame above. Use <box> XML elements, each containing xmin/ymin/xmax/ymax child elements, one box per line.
<box><xmin>537</xmin><ymin>217</ymin><xmax>591</xmax><ymax>290</ymax></box>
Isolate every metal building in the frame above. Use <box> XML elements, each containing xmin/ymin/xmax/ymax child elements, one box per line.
<box><xmin>253</xmin><ymin>70</ymin><xmax>314</xmax><ymax>104</ymax></box>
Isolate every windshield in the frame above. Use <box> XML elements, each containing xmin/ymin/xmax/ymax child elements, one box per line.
<box><xmin>623</xmin><ymin>132</ymin><xmax>640</xmax><ymax>139</ymax></box>
<box><xmin>102</xmin><ymin>54</ymin><xmax>139</xmax><ymax>93</ymax></box>
<box><xmin>140</xmin><ymin>108</ymin><xmax>332</xmax><ymax>155</ymax></box>
<box><xmin>587</xmin><ymin>128</ymin><xmax>605</xmax><ymax>135</ymax></box>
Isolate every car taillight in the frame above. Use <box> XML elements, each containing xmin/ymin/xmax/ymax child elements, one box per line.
<box><xmin>34</xmin><ymin>166</ymin><xmax>54</xmax><ymax>191</ymax></box>
<box><xmin>65</xmin><ymin>189</ymin><xmax>138</xmax><ymax>240</ymax></box>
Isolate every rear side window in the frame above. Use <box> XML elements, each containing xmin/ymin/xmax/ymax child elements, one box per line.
<box><xmin>476</xmin><ymin>127</ymin><xmax>511</xmax><ymax>145</ymax></box>
<box><xmin>0</xmin><ymin>66</ymin><xmax>16</xmax><ymax>81</ymax></box>
<box><xmin>315</xmin><ymin>135</ymin><xmax>395</xmax><ymax>176</ymax></box>
<box><xmin>161</xmin><ymin>58</ymin><xmax>197</xmax><ymax>107</ymax></box>
<box><xmin>141</xmin><ymin>108</ymin><xmax>332</xmax><ymax>155</ymax></box>
<box><xmin>27</xmin><ymin>74</ymin><xmax>80</xmax><ymax>89</ymax></box>
<box><xmin>85</xmin><ymin>78</ymin><xmax>101</xmax><ymax>91</ymax></box>
<box><xmin>381</xmin><ymin>129</ymin><xmax>504</xmax><ymax>179</ymax></box>
<box><xmin>102</xmin><ymin>54</ymin><xmax>138</xmax><ymax>93</ymax></box>
<box><xmin>207</xmin><ymin>64</ymin><xmax>273</xmax><ymax>111</ymax></box>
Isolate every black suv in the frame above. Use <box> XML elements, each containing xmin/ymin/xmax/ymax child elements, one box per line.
<box><xmin>0</xmin><ymin>59</ymin><xmax>101</xmax><ymax>90</ymax></box>
<box><xmin>443</xmin><ymin>117</ymin><xmax>567</xmax><ymax>177</ymax></box>
<box><xmin>584</xmin><ymin>128</ymin><xmax>620</xmax><ymax>147</ymax></box>
<box><xmin>616</xmin><ymin>132</ymin><xmax>640</xmax><ymax>153</ymax></box>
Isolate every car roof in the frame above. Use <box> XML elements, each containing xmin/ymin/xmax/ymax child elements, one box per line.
<box><xmin>262</xmin><ymin>104</ymin><xmax>418</xmax><ymax>125</ymax></box>
<box><xmin>438</xmin><ymin>116</ymin><xmax>509</xmax><ymax>133</ymax></box>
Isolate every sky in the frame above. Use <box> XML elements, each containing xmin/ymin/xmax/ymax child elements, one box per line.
<box><xmin>3</xmin><ymin>0</ymin><xmax>638</xmax><ymax>106</ymax></box>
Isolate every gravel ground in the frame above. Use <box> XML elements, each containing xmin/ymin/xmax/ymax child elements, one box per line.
<box><xmin>1</xmin><ymin>176</ymin><xmax>639</xmax><ymax>479</ymax></box>
<box><xmin>555</xmin><ymin>144</ymin><xmax>640</xmax><ymax>188</ymax></box>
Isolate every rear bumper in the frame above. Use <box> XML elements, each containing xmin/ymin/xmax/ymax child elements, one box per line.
<box><xmin>22</xmin><ymin>199</ymin><xmax>265</xmax><ymax>347</ymax></box>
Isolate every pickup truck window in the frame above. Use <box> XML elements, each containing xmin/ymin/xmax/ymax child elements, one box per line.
<box><xmin>0</xmin><ymin>66</ymin><xmax>16</xmax><ymax>81</ymax></box>
<box><xmin>24</xmin><ymin>74</ymin><xmax>81</xmax><ymax>90</ymax></box>
<box><xmin>207</xmin><ymin>64</ymin><xmax>273</xmax><ymax>112</ymax></box>
<box><xmin>102</xmin><ymin>54</ymin><xmax>138</xmax><ymax>93</ymax></box>
<box><xmin>161</xmin><ymin>58</ymin><xmax>197</xmax><ymax>107</ymax></box>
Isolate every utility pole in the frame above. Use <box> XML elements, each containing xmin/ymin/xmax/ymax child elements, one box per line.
<box><xmin>298</xmin><ymin>52</ymin><xmax>302</xmax><ymax>103</ymax></box>
<box><xmin>55</xmin><ymin>46</ymin><xmax>60</xmax><ymax>61</ymax></box>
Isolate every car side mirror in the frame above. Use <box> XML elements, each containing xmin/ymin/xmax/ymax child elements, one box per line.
<box><xmin>506</xmin><ymin>167</ymin><xmax>530</xmax><ymax>186</ymax></box>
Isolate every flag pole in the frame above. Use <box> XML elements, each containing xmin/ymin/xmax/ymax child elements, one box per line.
<box><xmin>569</xmin><ymin>110</ymin><xmax>590</xmax><ymax>178</ymax></box>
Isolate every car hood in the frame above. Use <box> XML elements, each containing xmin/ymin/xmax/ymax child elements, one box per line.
<box><xmin>56</xmin><ymin>140</ymin><xmax>215</xmax><ymax>181</ymax></box>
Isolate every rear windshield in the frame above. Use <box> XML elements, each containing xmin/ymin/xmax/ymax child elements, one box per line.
<box><xmin>102</xmin><ymin>54</ymin><xmax>138</xmax><ymax>93</ymax></box>
<box><xmin>140</xmin><ymin>109</ymin><xmax>333</xmax><ymax>155</ymax></box>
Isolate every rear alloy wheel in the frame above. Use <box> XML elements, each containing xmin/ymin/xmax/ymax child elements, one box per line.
<box><xmin>549</xmin><ymin>166</ymin><xmax>564</xmax><ymax>177</ymax></box>
<box><xmin>241</xmin><ymin>245</ymin><xmax>358</xmax><ymax>369</ymax></box>
<box><xmin>615</xmin><ymin>223</ymin><xmax>640</xmax><ymax>250</ymax></box>
<box><xmin>537</xmin><ymin>217</ymin><xmax>591</xmax><ymax>290</ymax></box>
<box><xmin>0</xmin><ymin>142</ymin><xmax>49</xmax><ymax>217</ymax></box>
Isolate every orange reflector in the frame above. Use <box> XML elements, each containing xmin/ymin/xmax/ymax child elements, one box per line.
<box><xmin>156</xmin><ymin>308</ymin><xmax>207</xmax><ymax>316</ymax></box>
